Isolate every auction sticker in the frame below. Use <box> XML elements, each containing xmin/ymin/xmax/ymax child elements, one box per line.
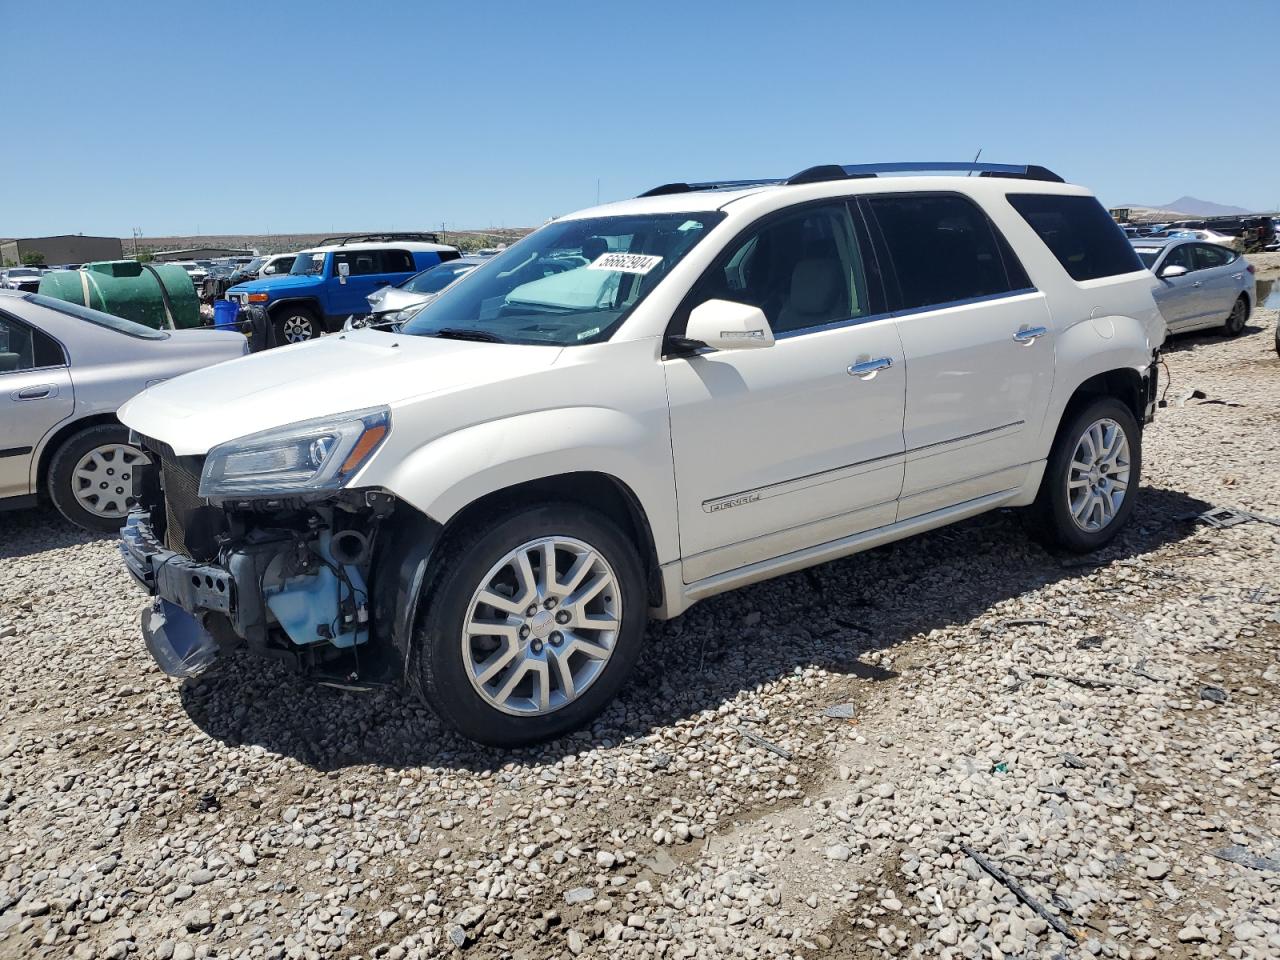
<box><xmin>587</xmin><ymin>252</ymin><xmax>663</xmax><ymax>275</ymax></box>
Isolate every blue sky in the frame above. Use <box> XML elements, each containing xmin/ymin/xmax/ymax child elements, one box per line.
<box><xmin>3</xmin><ymin>0</ymin><xmax>1277</xmax><ymax>237</ymax></box>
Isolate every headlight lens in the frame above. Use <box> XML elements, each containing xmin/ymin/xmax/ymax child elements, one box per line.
<box><xmin>199</xmin><ymin>407</ymin><xmax>390</xmax><ymax>500</ymax></box>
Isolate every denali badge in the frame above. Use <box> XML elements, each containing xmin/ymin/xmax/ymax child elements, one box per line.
<box><xmin>703</xmin><ymin>491</ymin><xmax>761</xmax><ymax>513</ymax></box>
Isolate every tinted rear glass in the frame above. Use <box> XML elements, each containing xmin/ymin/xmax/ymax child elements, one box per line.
<box><xmin>1007</xmin><ymin>194</ymin><xmax>1143</xmax><ymax>282</ymax></box>
<box><xmin>866</xmin><ymin>193</ymin><xmax>1026</xmax><ymax>311</ymax></box>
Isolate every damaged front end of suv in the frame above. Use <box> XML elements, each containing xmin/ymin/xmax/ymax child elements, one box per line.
<box><xmin>119</xmin><ymin>406</ymin><xmax>435</xmax><ymax>687</ymax></box>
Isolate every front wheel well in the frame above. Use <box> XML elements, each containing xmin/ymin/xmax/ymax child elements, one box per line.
<box><xmin>439</xmin><ymin>472</ymin><xmax>664</xmax><ymax>608</ymax></box>
<box><xmin>36</xmin><ymin>413</ymin><xmax>122</xmax><ymax>494</ymax></box>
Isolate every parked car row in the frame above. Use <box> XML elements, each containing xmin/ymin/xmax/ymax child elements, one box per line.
<box><xmin>223</xmin><ymin>233</ymin><xmax>460</xmax><ymax>343</ymax></box>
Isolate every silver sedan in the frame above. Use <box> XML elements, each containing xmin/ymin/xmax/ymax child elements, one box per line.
<box><xmin>1131</xmin><ymin>238</ymin><xmax>1256</xmax><ymax>336</ymax></box>
<box><xmin>0</xmin><ymin>291</ymin><xmax>247</xmax><ymax>532</ymax></box>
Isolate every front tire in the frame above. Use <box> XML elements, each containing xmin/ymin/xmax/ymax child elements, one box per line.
<box><xmin>1223</xmin><ymin>295</ymin><xmax>1248</xmax><ymax>337</ymax></box>
<box><xmin>273</xmin><ymin>306</ymin><xmax>319</xmax><ymax>344</ymax></box>
<box><xmin>47</xmin><ymin>424</ymin><xmax>150</xmax><ymax>534</ymax></box>
<box><xmin>1026</xmin><ymin>397</ymin><xmax>1142</xmax><ymax>553</ymax></box>
<box><xmin>411</xmin><ymin>503</ymin><xmax>647</xmax><ymax>746</ymax></box>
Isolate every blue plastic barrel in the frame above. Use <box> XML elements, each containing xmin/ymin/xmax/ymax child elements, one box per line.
<box><xmin>213</xmin><ymin>299</ymin><xmax>240</xmax><ymax>329</ymax></box>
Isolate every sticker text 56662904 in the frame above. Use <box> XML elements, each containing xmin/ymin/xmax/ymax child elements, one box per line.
<box><xmin>586</xmin><ymin>253</ymin><xmax>664</xmax><ymax>275</ymax></box>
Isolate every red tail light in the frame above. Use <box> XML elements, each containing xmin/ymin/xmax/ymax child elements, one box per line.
<box><xmin>1246</xmin><ymin>263</ymin><xmax>1255</xmax><ymax>274</ymax></box>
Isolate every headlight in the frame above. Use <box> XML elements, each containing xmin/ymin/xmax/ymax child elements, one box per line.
<box><xmin>199</xmin><ymin>407</ymin><xmax>390</xmax><ymax>500</ymax></box>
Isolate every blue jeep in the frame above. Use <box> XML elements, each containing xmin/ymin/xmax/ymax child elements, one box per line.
<box><xmin>227</xmin><ymin>234</ymin><xmax>460</xmax><ymax>343</ymax></box>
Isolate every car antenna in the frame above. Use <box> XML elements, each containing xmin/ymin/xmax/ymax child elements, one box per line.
<box><xmin>968</xmin><ymin>147</ymin><xmax>982</xmax><ymax>176</ymax></box>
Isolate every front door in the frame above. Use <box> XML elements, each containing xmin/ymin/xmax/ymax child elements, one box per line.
<box><xmin>1153</xmin><ymin>243</ymin><xmax>1202</xmax><ymax>330</ymax></box>
<box><xmin>664</xmin><ymin>201</ymin><xmax>907</xmax><ymax>583</ymax></box>
<box><xmin>862</xmin><ymin>193</ymin><xmax>1056</xmax><ymax>519</ymax></box>
<box><xmin>0</xmin><ymin>311</ymin><xmax>74</xmax><ymax>500</ymax></box>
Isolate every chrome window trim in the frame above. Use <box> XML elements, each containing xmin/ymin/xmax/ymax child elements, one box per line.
<box><xmin>887</xmin><ymin>287</ymin><xmax>1040</xmax><ymax>321</ymax></box>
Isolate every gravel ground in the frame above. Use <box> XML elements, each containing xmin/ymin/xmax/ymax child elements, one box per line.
<box><xmin>2</xmin><ymin>306</ymin><xmax>1278</xmax><ymax>960</ymax></box>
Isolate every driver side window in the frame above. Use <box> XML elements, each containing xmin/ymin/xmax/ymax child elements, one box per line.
<box><xmin>684</xmin><ymin>202</ymin><xmax>880</xmax><ymax>337</ymax></box>
<box><xmin>1163</xmin><ymin>245</ymin><xmax>1193</xmax><ymax>272</ymax></box>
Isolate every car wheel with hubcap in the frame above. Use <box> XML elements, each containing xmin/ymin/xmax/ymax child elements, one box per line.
<box><xmin>1223</xmin><ymin>295</ymin><xmax>1248</xmax><ymax>337</ymax></box>
<box><xmin>411</xmin><ymin>503</ymin><xmax>646</xmax><ymax>746</ymax></box>
<box><xmin>274</xmin><ymin>307</ymin><xmax>318</xmax><ymax>344</ymax></box>
<box><xmin>47</xmin><ymin>423</ymin><xmax>151</xmax><ymax>534</ymax></box>
<box><xmin>1026</xmin><ymin>396</ymin><xmax>1141</xmax><ymax>553</ymax></box>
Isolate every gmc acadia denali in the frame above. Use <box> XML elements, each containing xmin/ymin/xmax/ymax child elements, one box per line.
<box><xmin>117</xmin><ymin>161</ymin><xmax>1166</xmax><ymax>746</ymax></box>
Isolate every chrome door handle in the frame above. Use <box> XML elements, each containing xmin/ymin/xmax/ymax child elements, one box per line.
<box><xmin>1191</xmin><ymin>281</ymin><xmax>1202</xmax><ymax>287</ymax></box>
<box><xmin>1231</xmin><ymin>272</ymin><xmax>1244</xmax><ymax>280</ymax></box>
<box><xmin>1013</xmin><ymin>325</ymin><xmax>1048</xmax><ymax>344</ymax></box>
<box><xmin>847</xmin><ymin>357</ymin><xmax>893</xmax><ymax>379</ymax></box>
<box><xmin>14</xmin><ymin>384</ymin><xmax>56</xmax><ymax>400</ymax></box>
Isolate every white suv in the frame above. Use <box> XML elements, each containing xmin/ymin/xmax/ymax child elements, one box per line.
<box><xmin>118</xmin><ymin>161</ymin><xmax>1166</xmax><ymax>746</ymax></box>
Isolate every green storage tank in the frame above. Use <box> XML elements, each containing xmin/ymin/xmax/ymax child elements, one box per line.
<box><xmin>37</xmin><ymin>260</ymin><xmax>201</xmax><ymax>330</ymax></box>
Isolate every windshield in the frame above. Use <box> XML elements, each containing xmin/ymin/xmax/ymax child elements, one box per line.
<box><xmin>1134</xmin><ymin>248</ymin><xmax>1161</xmax><ymax>269</ymax></box>
<box><xmin>402</xmin><ymin>261</ymin><xmax>476</xmax><ymax>294</ymax></box>
<box><xmin>402</xmin><ymin>212</ymin><xmax>723</xmax><ymax>345</ymax></box>
<box><xmin>9</xmin><ymin>268</ymin><xmax>40</xmax><ymax>277</ymax></box>
<box><xmin>27</xmin><ymin>293</ymin><xmax>168</xmax><ymax>340</ymax></box>
<box><xmin>290</xmin><ymin>252</ymin><xmax>327</xmax><ymax>275</ymax></box>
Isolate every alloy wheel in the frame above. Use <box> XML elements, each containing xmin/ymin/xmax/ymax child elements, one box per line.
<box><xmin>1066</xmin><ymin>418</ymin><xmax>1131</xmax><ymax>533</ymax></box>
<box><xmin>282</xmin><ymin>315</ymin><xmax>314</xmax><ymax>342</ymax></box>
<box><xmin>461</xmin><ymin>536</ymin><xmax>621</xmax><ymax>717</ymax></box>
<box><xmin>72</xmin><ymin>443</ymin><xmax>150</xmax><ymax>519</ymax></box>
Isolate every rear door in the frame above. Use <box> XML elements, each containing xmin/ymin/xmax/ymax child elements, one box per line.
<box><xmin>1190</xmin><ymin>243</ymin><xmax>1241</xmax><ymax>322</ymax></box>
<box><xmin>863</xmin><ymin>192</ymin><xmax>1055</xmax><ymax>520</ymax></box>
<box><xmin>0</xmin><ymin>310</ymin><xmax>74</xmax><ymax>500</ymax></box>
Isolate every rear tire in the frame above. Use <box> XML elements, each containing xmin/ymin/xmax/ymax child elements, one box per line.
<box><xmin>47</xmin><ymin>424</ymin><xmax>150</xmax><ymax>534</ymax></box>
<box><xmin>1025</xmin><ymin>397</ymin><xmax>1141</xmax><ymax>553</ymax></box>
<box><xmin>1223</xmin><ymin>295</ymin><xmax>1248</xmax><ymax>337</ymax></box>
<box><xmin>410</xmin><ymin>502</ymin><xmax>647</xmax><ymax>746</ymax></box>
<box><xmin>273</xmin><ymin>306</ymin><xmax>319</xmax><ymax>344</ymax></box>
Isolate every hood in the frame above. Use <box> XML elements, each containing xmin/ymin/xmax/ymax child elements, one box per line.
<box><xmin>228</xmin><ymin>274</ymin><xmax>321</xmax><ymax>296</ymax></box>
<box><xmin>118</xmin><ymin>330</ymin><xmax>563</xmax><ymax>455</ymax></box>
<box><xmin>369</xmin><ymin>287</ymin><xmax>431</xmax><ymax>315</ymax></box>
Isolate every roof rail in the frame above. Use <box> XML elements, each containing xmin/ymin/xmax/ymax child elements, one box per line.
<box><xmin>839</xmin><ymin>162</ymin><xmax>1063</xmax><ymax>182</ymax></box>
<box><xmin>638</xmin><ymin>179</ymin><xmax>784</xmax><ymax>197</ymax></box>
<box><xmin>636</xmin><ymin>161</ymin><xmax>1062</xmax><ymax>197</ymax></box>
<box><xmin>318</xmin><ymin>231</ymin><xmax>442</xmax><ymax>246</ymax></box>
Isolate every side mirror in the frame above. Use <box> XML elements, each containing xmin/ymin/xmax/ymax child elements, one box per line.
<box><xmin>1159</xmin><ymin>264</ymin><xmax>1188</xmax><ymax>279</ymax></box>
<box><xmin>684</xmin><ymin>299</ymin><xmax>775</xmax><ymax>351</ymax></box>
<box><xmin>337</xmin><ymin>262</ymin><xmax>350</xmax><ymax>284</ymax></box>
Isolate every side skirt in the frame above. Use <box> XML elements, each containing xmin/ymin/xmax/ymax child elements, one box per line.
<box><xmin>652</xmin><ymin>483</ymin><xmax>1030</xmax><ymax>620</ymax></box>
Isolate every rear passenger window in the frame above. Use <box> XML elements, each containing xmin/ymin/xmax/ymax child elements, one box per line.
<box><xmin>866</xmin><ymin>193</ymin><xmax>1027</xmax><ymax>311</ymax></box>
<box><xmin>379</xmin><ymin>249</ymin><xmax>415</xmax><ymax>273</ymax></box>
<box><xmin>1007</xmin><ymin>193</ymin><xmax>1143</xmax><ymax>281</ymax></box>
<box><xmin>1192</xmin><ymin>244</ymin><xmax>1235</xmax><ymax>270</ymax></box>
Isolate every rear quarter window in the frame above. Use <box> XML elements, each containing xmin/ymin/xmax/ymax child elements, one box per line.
<box><xmin>1007</xmin><ymin>194</ymin><xmax>1143</xmax><ymax>282</ymax></box>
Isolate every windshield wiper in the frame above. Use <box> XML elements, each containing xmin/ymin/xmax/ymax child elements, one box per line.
<box><xmin>432</xmin><ymin>328</ymin><xmax>508</xmax><ymax>344</ymax></box>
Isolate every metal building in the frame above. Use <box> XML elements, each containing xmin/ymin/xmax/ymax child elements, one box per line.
<box><xmin>0</xmin><ymin>234</ymin><xmax>123</xmax><ymax>266</ymax></box>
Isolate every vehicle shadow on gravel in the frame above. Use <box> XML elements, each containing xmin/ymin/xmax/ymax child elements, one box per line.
<box><xmin>0</xmin><ymin>504</ymin><xmax>115</xmax><ymax>559</ymax></box>
<box><xmin>1159</xmin><ymin>321</ymin><xmax>1270</xmax><ymax>355</ymax></box>
<box><xmin>177</xmin><ymin>483</ymin><xmax>1215</xmax><ymax>774</ymax></box>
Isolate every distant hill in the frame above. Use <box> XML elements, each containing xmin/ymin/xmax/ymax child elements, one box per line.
<box><xmin>1122</xmin><ymin>196</ymin><xmax>1252</xmax><ymax>219</ymax></box>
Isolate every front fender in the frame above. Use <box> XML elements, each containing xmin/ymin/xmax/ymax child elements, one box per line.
<box><xmin>370</xmin><ymin>406</ymin><xmax>679</xmax><ymax>563</ymax></box>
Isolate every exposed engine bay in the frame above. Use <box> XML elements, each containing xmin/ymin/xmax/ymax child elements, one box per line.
<box><xmin>119</xmin><ymin>437</ymin><xmax>430</xmax><ymax>687</ymax></box>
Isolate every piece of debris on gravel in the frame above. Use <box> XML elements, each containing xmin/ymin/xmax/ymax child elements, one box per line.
<box><xmin>1</xmin><ymin>307</ymin><xmax>1279</xmax><ymax>959</ymax></box>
